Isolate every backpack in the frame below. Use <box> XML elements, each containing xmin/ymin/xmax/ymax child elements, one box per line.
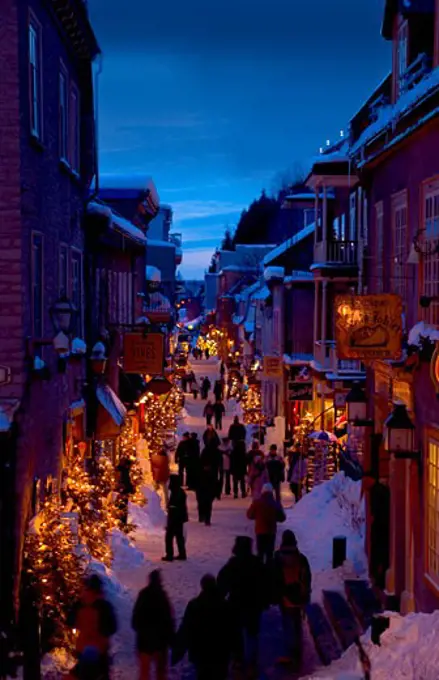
<box><xmin>279</xmin><ymin>550</ymin><xmax>309</xmax><ymax>607</ymax></box>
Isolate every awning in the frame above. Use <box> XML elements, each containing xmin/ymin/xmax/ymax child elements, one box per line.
<box><xmin>0</xmin><ymin>399</ymin><xmax>20</xmax><ymax>433</ymax></box>
<box><xmin>96</xmin><ymin>384</ymin><xmax>127</xmax><ymax>426</ymax></box>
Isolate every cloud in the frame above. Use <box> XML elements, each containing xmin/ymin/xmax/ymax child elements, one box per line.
<box><xmin>179</xmin><ymin>247</ymin><xmax>217</xmax><ymax>277</ymax></box>
<box><xmin>172</xmin><ymin>200</ymin><xmax>245</xmax><ymax>222</ymax></box>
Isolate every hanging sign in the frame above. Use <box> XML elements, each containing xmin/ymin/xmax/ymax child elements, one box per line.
<box><xmin>431</xmin><ymin>342</ymin><xmax>439</xmax><ymax>393</ymax></box>
<box><xmin>335</xmin><ymin>294</ymin><xmax>403</xmax><ymax>360</ymax></box>
<box><xmin>287</xmin><ymin>381</ymin><xmax>313</xmax><ymax>402</ymax></box>
<box><xmin>263</xmin><ymin>356</ymin><xmax>283</xmax><ymax>378</ymax></box>
<box><xmin>123</xmin><ymin>332</ymin><xmax>164</xmax><ymax>375</ymax></box>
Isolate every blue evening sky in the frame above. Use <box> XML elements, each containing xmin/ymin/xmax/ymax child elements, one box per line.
<box><xmin>88</xmin><ymin>0</ymin><xmax>390</xmax><ymax>277</ymax></box>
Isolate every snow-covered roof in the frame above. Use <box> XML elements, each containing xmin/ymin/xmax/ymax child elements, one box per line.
<box><xmin>252</xmin><ymin>285</ymin><xmax>270</xmax><ymax>301</ymax></box>
<box><xmin>283</xmin><ymin>192</ymin><xmax>335</xmax><ymax>201</ymax></box>
<box><xmin>264</xmin><ymin>266</ymin><xmax>285</xmax><ymax>282</ymax></box>
<box><xmin>351</xmin><ymin>67</ymin><xmax>439</xmax><ymax>154</ymax></box>
<box><xmin>284</xmin><ymin>271</ymin><xmax>314</xmax><ymax>284</ymax></box>
<box><xmin>87</xmin><ymin>201</ymin><xmax>146</xmax><ymax>245</ymax></box>
<box><xmin>220</xmin><ymin>265</ymin><xmax>260</xmax><ymax>273</ymax></box>
<box><xmin>283</xmin><ymin>353</ymin><xmax>313</xmax><ymax>365</ymax></box>
<box><xmin>98</xmin><ymin>175</ymin><xmax>160</xmax><ymax>208</ymax></box>
<box><xmin>263</xmin><ymin>222</ymin><xmax>315</xmax><ymax>266</ymax></box>
<box><xmin>0</xmin><ymin>398</ymin><xmax>20</xmax><ymax>432</ymax></box>
<box><xmin>236</xmin><ymin>280</ymin><xmax>262</xmax><ymax>302</ymax></box>
<box><xmin>96</xmin><ymin>384</ymin><xmax>127</xmax><ymax>427</ymax></box>
<box><xmin>407</xmin><ymin>320</ymin><xmax>439</xmax><ymax>346</ymax></box>
<box><xmin>311</xmin><ymin>140</ymin><xmax>350</xmax><ymax>165</ymax></box>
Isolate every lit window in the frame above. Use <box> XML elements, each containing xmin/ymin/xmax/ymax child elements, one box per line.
<box><xmin>29</xmin><ymin>20</ymin><xmax>42</xmax><ymax>138</ymax></box>
<box><xmin>59</xmin><ymin>69</ymin><xmax>68</xmax><ymax>161</ymax></box>
<box><xmin>32</xmin><ymin>233</ymin><xmax>44</xmax><ymax>337</ymax></box>
<box><xmin>427</xmin><ymin>439</ymin><xmax>439</xmax><ymax>586</ymax></box>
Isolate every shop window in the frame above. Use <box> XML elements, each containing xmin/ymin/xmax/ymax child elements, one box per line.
<box><xmin>427</xmin><ymin>438</ymin><xmax>439</xmax><ymax>585</ymax></box>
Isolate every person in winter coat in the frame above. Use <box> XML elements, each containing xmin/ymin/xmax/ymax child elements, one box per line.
<box><xmin>288</xmin><ymin>453</ymin><xmax>308</xmax><ymax>502</ymax></box>
<box><xmin>202</xmin><ymin>423</ymin><xmax>220</xmax><ymax>450</ymax></box>
<box><xmin>218</xmin><ymin>437</ymin><xmax>232</xmax><ymax>496</ymax></box>
<box><xmin>151</xmin><ymin>449</ymin><xmax>171</xmax><ymax>506</ymax></box>
<box><xmin>175</xmin><ymin>433</ymin><xmax>190</xmax><ymax>487</ymax></box>
<box><xmin>162</xmin><ymin>475</ymin><xmax>188</xmax><ymax>562</ymax></box>
<box><xmin>273</xmin><ymin>530</ymin><xmax>311</xmax><ymax>669</ymax></box>
<box><xmin>132</xmin><ymin>569</ymin><xmax>175</xmax><ymax>680</ymax></box>
<box><xmin>196</xmin><ymin>445</ymin><xmax>221</xmax><ymax>524</ymax></box>
<box><xmin>266</xmin><ymin>445</ymin><xmax>286</xmax><ymax>503</ymax></box>
<box><xmin>230</xmin><ymin>439</ymin><xmax>247</xmax><ymax>499</ymax></box>
<box><xmin>247</xmin><ymin>441</ymin><xmax>262</xmax><ymax>471</ymax></box>
<box><xmin>228</xmin><ymin>416</ymin><xmax>246</xmax><ymax>446</ymax></box>
<box><xmin>191</xmin><ymin>377</ymin><xmax>200</xmax><ymax>400</ymax></box>
<box><xmin>248</xmin><ymin>455</ymin><xmax>269</xmax><ymax>501</ymax></box>
<box><xmin>117</xmin><ymin>457</ymin><xmax>134</xmax><ymax>528</ymax></box>
<box><xmin>203</xmin><ymin>400</ymin><xmax>214</xmax><ymax>426</ymax></box>
<box><xmin>247</xmin><ymin>483</ymin><xmax>286</xmax><ymax>564</ymax></box>
<box><xmin>217</xmin><ymin>536</ymin><xmax>269</xmax><ymax>676</ymax></box>
<box><xmin>213</xmin><ymin>400</ymin><xmax>226</xmax><ymax>430</ymax></box>
<box><xmin>68</xmin><ymin>574</ymin><xmax>118</xmax><ymax>680</ymax></box>
<box><xmin>186</xmin><ymin>433</ymin><xmax>201</xmax><ymax>491</ymax></box>
<box><xmin>201</xmin><ymin>376</ymin><xmax>211</xmax><ymax>400</ymax></box>
<box><xmin>213</xmin><ymin>379</ymin><xmax>223</xmax><ymax>402</ymax></box>
<box><xmin>173</xmin><ymin>574</ymin><xmax>236</xmax><ymax>680</ymax></box>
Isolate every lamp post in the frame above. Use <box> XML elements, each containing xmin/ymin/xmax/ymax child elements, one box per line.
<box><xmin>50</xmin><ymin>296</ymin><xmax>75</xmax><ymax>333</ymax></box>
<box><xmin>383</xmin><ymin>403</ymin><xmax>417</xmax><ymax>459</ymax></box>
<box><xmin>90</xmin><ymin>342</ymin><xmax>107</xmax><ymax>376</ymax></box>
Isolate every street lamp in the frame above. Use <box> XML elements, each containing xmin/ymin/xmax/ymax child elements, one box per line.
<box><xmin>90</xmin><ymin>341</ymin><xmax>107</xmax><ymax>375</ymax></box>
<box><xmin>383</xmin><ymin>403</ymin><xmax>417</xmax><ymax>458</ymax></box>
<box><xmin>345</xmin><ymin>382</ymin><xmax>372</xmax><ymax>426</ymax></box>
<box><xmin>50</xmin><ymin>296</ymin><xmax>75</xmax><ymax>333</ymax></box>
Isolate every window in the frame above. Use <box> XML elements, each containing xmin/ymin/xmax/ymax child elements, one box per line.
<box><xmin>349</xmin><ymin>193</ymin><xmax>356</xmax><ymax>241</ymax></box>
<box><xmin>69</xmin><ymin>85</ymin><xmax>80</xmax><ymax>173</ymax></box>
<box><xmin>29</xmin><ymin>18</ymin><xmax>42</xmax><ymax>138</ymax></box>
<box><xmin>32</xmin><ymin>233</ymin><xmax>44</xmax><ymax>337</ymax></box>
<box><xmin>59</xmin><ymin>244</ymin><xmax>69</xmax><ymax>298</ymax></box>
<box><xmin>375</xmin><ymin>202</ymin><xmax>384</xmax><ymax>293</ymax></box>
<box><xmin>303</xmin><ymin>208</ymin><xmax>315</xmax><ymax>228</ymax></box>
<box><xmin>392</xmin><ymin>194</ymin><xmax>407</xmax><ymax>299</ymax></box>
<box><xmin>397</xmin><ymin>20</ymin><xmax>408</xmax><ymax>94</ymax></box>
<box><xmin>427</xmin><ymin>438</ymin><xmax>439</xmax><ymax>586</ymax></box>
<box><xmin>423</xmin><ymin>184</ymin><xmax>439</xmax><ymax>325</ymax></box>
<box><xmin>71</xmin><ymin>250</ymin><xmax>83</xmax><ymax>335</ymax></box>
<box><xmin>59</xmin><ymin>68</ymin><xmax>68</xmax><ymax>161</ymax></box>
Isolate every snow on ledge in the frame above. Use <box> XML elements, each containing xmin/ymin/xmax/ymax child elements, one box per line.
<box><xmin>264</xmin><ymin>266</ymin><xmax>285</xmax><ymax>281</ymax></box>
<box><xmin>407</xmin><ymin>320</ymin><xmax>439</xmax><ymax>347</ymax></box>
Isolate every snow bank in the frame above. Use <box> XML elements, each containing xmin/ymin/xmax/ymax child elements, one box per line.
<box><xmin>285</xmin><ymin>473</ymin><xmax>367</xmax><ymax>601</ymax></box>
<box><xmin>308</xmin><ymin>610</ymin><xmax>439</xmax><ymax>680</ymax></box>
<box><xmin>129</xmin><ymin>486</ymin><xmax>166</xmax><ymax>537</ymax></box>
<box><xmin>111</xmin><ymin>529</ymin><xmax>146</xmax><ymax>570</ymax></box>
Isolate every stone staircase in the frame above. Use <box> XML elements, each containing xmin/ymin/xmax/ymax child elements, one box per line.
<box><xmin>306</xmin><ymin>579</ymin><xmax>382</xmax><ymax>666</ymax></box>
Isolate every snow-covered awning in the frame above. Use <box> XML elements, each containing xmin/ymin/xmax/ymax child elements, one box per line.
<box><xmin>407</xmin><ymin>320</ymin><xmax>439</xmax><ymax>346</ymax></box>
<box><xmin>284</xmin><ymin>271</ymin><xmax>314</xmax><ymax>285</ymax></box>
<box><xmin>283</xmin><ymin>353</ymin><xmax>313</xmax><ymax>366</ymax></box>
<box><xmin>87</xmin><ymin>202</ymin><xmax>146</xmax><ymax>246</ymax></box>
<box><xmin>96</xmin><ymin>385</ymin><xmax>127</xmax><ymax>427</ymax></box>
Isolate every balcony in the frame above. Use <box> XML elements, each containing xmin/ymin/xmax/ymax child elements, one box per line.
<box><xmin>314</xmin><ymin>340</ymin><xmax>364</xmax><ymax>376</ymax></box>
<box><xmin>314</xmin><ymin>240</ymin><xmax>358</xmax><ymax>266</ymax></box>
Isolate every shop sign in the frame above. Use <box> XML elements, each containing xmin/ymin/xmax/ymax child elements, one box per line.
<box><xmin>335</xmin><ymin>294</ymin><xmax>403</xmax><ymax>361</ymax></box>
<box><xmin>263</xmin><ymin>356</ymin><xmax>283</xmax><ymax>378</ymax></box>
<box><xmin>431</xmin><ymin>342</ymin><xmax>439</xmax><ymax>393</ymax></box>
<box><xmin>287</xmin><ymin>381</ymin><xmax>313</xmax><ymax>401</ymax></box>
<box><xmin>123</xmin><ymin>333</ymin><xmax>164</xmax><ymax>375</ymax></box>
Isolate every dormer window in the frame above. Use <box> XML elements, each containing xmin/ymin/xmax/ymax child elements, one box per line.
<box><xmin>397</xmin><ymin>19</ymin><xmax>408</xmax><ymax>95</ymax></box>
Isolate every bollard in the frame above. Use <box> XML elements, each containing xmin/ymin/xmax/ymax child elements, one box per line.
<box><xmin>332</xmin><ymin>535</ymin><xmax>347</xmax><ymax>569</ymax></box>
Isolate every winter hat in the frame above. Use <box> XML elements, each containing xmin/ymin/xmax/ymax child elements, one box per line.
<box><xmin>262</xmin><ymin>482</ymin><xmax>274</xmax><ymax>495</ymax></box>
<box><xmin>281</xmin><ymin>529</ymin><xmax>297</xmax><ymax>548</ymax></box>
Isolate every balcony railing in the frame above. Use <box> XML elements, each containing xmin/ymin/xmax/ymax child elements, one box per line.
<box><xmin>314</xmin><ymin>240</ymin><xmax>358</xmax><ymax>265</ymax></box>
<box><xmin>314</xmin><ymin>340</ymin><xmax>364</xmax><ymax>375</ymax></box>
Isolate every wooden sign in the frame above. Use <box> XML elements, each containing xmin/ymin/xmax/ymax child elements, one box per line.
<box><xmin>335</xmin><ymin>294</ymin><xmax>402</xmax><ymax>361</ymax></box>
<box><xmin>263</xmin><ymin>356</ymin><xmax>283</xmax><ymax>378</ymax></box>
<box><xmin>287</xmin><ymin>381</ymin><xmax>312</xmax><ymax>401</ymax></box>
<box><xmin>123</xmin><ymin>332</ymin><xmax>164</xmax><ymax>375</ymax></box>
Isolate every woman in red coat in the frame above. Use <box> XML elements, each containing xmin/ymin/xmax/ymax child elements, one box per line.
<box><xmin>151</xmin><ymin>449</ymin><xmax>171</xmax><ymax>506</ymax></box>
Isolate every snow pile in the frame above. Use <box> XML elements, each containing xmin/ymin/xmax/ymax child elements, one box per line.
<box><xmin>129</xmin><ymin>486</ymin><xmax>166</xmax><ymax>537</ymax></box>
<box><xmin>111</xmin><ymin>529</ymin><xmax>146</xmax><ymax>570</ymax></box>
<box><xmin>285</xmin><ymin>473</ymin><xmax>367</xmax><ymax>600</ymax></box>
<box><xmin>308</xmin><ymin>610</ymin><xmax>439</xmax><ymax>680</ymax></box>
<box><xmin>407</xmin><ymin>320</ymin><xmax>439</xmax><ymax>347</ymax></box>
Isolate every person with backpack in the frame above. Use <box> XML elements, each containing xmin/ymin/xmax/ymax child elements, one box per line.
<box><xmin>132</xmin><ymin>569</ymin><xmax>175</xmax><ymax>680</ymax></box>
<box><xmin>162</xmin><ymin>475</ymin><xmax>188</xmax><ymax>562</ymax></box>
<box><xmin>203</xmin><ymin>400</ymin><xmax>214</xmax><ymax>426</ymax></box>
<box><xmin>273</xmin><ymin>530</ymin><xmax>311</xmax><ymax>670</ymax></box>
<box><xmin>288</xmin><ymin>452</ymin><xmax>308</xmax><ymax>503</ymax></box>
<box><xmin>213</xmin><ymin>400</ymin><xmax>226</xmax><ymax>430</ymax></box>
<box><xmin>247</xmin><ymin>483</ymin><xmax>286</xmax><ymax>564</ymax></box>
<box><xmin>265</xmin><ymin>445</ymin><xmax>285</xmax><ymax>503</ymax></box>
<box><xmin>68</xmin><ymin>574</ymin><xmax>118</xmax><ymax>680</ymax></box>
<box><xmin>217</xmin><ymin>536</ymin><xmax>269</xmax><ymax>678</ymax></box>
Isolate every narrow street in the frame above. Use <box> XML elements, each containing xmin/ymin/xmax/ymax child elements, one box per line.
<box><xmin>111</xmin><ymin>358</ymin><xmax>319</xmax><ymax>680</ymax></box>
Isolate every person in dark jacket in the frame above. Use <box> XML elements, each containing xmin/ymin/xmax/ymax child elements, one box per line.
<box><xmin>162</xmin><ymin>475</ymin><xmax>188</xmax><ymax>561</ymax></box>
<box><xmin>217</xmin><ymin>536</ymin><xmax>269</xmax><ymax>676</ymax></box>
<box><xmin>203</xmin><ymin>400</ymin><xmax>214</xmax><ymax>426</ymax></box>
<box><xmin>117</xmin><ymin>457</ymin><xmax>134</xmax><ymax>528</ymax></box>
<box><xmin>173</xmin><ymin>574</ymin><xmax>236</xmax><ymax>680</ymax></box>
<box><xmin>201</xmin><ymin>376</ymin><xmax>211</xmax><ymax>399</ymax></box>
<box><xmin>186</xmin><ymin>433</ymin><xmax>201</xmax><ymax>491</ymax></box>
<box><xmin>228</xmin><ymin>416</ymin><xmax>246</xmax><ymax>445</ymax></box>
<box><xmin>131</xmin><ymin>569</ymin><xmax>175</xmax><ymax>680</ymax></box>
<box><xmin>213</xmin><ymin>400</ymin><xmax>226</xmax><ymax>430</ymax></box>
<box><xmin>175</xmin><ymin>433</ymin><xmax>190</xmax><ymax>487</ymax></box>
<box><xmin>213</xmin><ymin>379</ymin><xmax>224</xmax><ymax>402</ymax></box>
<box><xmin>205</xmin><ymin>348</ymin><xmax>210</xmax><ymax>359</ymax></box>
<box><xmin>202</xmin><ymin>424</ymin><xmax>220</xmax><ymax>450</ymax></box>
<box><xmin>220</xmin><ymin>360</ymin><xmax>226</xmax><ymax>377</ymax></box>
<box><xmin>196</xmin><ymin>446</ymin><xmax>221</xmax><ymax>525</ymax></box>
<box><xmin>68</xmin><ymin>574</ymin><xmax>118</xmax><ymax>680</ymax></box>
<box><xmin>230</xmin><ymin>439</ymin><xmax>247</xmax><ymax>499</ymax></box>
<box><xmin>273</xmin><ymin>530</ymin><xmax>311</xmax><ymax>669</ymax></box>
<box><xmin>247</xmin><ymin>483</ymin><xmax>286</xmax><ymax>564</ymax></box>
<box><xmin>266</xmin><ymin>445</ymin><xmax>286</xmax><ymax>503</ymax></box>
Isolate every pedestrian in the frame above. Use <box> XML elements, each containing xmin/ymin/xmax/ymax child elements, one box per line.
<box><xmin>288</xmin><ymin>452</ymin><xmax>308</xmax><ymax>503</ymax></box>
<box><xmin>68</xmin><ymin>574</ymin><xmax>118</xmax><ymax>680</ymax></box>
<box><xmin>247</xmin><ymin>483</ymin><xmax>286</xmax><ymax>565</ymax></box>
<box><xmin>186</xmin><ymin>433</ymin><xmax>201</xmax><ymax>491</ymax></box>
<box><xmin>203</xmin><ymin>400</ymin><xmax>214</xmax><ymax>426</ymax></box>
<box><xmin>248</xmin><ymin>455</ymin><xmax>269</xmax><ymax>501</ymax></box>
<box><xmin>175</xmin><ymin>432</ymin><xmax>190</xmax><ymax>487</ymax></box>
<box><xmin>247</xmin><ymin>441</ymin><xmax>262</xmax><ymax>471</ymax></box>
<box><xmin>181</xmin><ymin>372</ymin><xmax>188</xmax><ymax>393</ymax></box>
<box><xmin>273</xmin><ymin>530</ymin><xmax>311</xmax><ymax>670</ymax></box>
<box><xmin>197</xmin><ymin>445</ymin><xmax>221</xmax><ymax>524</ymax></box>
<box><xmin>151</xmin><ymin>448</ymin><xmax>170</xmax><ymax>507</ymax></box>
<box><xmin>220</xmin><ymin>360</ymin><xmax>226</xmax><ymax>378</ymax></box>
<box><xmin>202</xmin><ymin>423</ymin><xmax>220</xmax><ymax>450</ymax></box>
<box><xmin>132</xmin><ymin>569</ymin><xmax>175</xmax><ymax>680</ymax></box>
<box><xmin>217</xmin><ymin>536</ymin><xmax>269</xmax><ymax>678</ymax></box>
<box><xmin>205</xmin><ymin>348</ymin><xmax>210</xmax><ymax>359</ymax></box>
<box><xmin>213</xmin><ymin>400</ymin><xmax>226</xmax><ymax>430</ymax></box>
<box><xmin>266</xmin><ymin>445</ymin><xmax>286</xmax><ymax>503</ymax></box>
<box><xmin>201</xmin><ymin>376</ymin><xmax>211</xmax><ymax>400</ymax></box>
<box><xmin>173</xmin><ymin>574</ymin><xmax>236</xmax><ymax>680</ymax></box>
<box><xmin>116</xmin><ymin>456</ymin><xmax>134</xmax><ymax>529</ymax></box>
<box><xmin>213</xmin><ymin>379</ymin><xmax>223</xmax><ymax>402</ymax></box>
<box><xmin>228</xmin><ymin>415</ymin><xmax>246</xmax><ymax>447</ymax></box>
<box><xmin>191</xmin><ymin>377</ymin><xmax>200</xmax><ymax>400</ymax></box>
<box><xmin>218</xmin><ymin>437</ymin><xmax>232</xmax><ymax>496</ymax></box>
<box><xmin>230</xmin><ymin>439</ymin><xmax>247</xmax><ymax>499</ymax></box>
<box><xmin>162</xmin><ymin>474</ymin><xmax>188</xmax><ymax>562</ymax></box>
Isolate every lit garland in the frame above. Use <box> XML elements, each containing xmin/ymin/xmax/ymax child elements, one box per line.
<box><xmin>24</xmin><ymin>496</ymin><xmax>85</xmax><ymax>650</ymax></box>
<box><xmin>241</xmin><ymin>384</ymin><xmax>263</xmax><ymax>424</ymax></box>
<box><xmin>141</xmin><ymin>385</ymin><xmax>184</xmax><ymax>459</ymax></box>
<box><xmin>197</xmin><ymin>330</ymin><xmax>219</xmax><ymax>356</ymax></box>
<box><xmin>118</xmin><ymin>418</ymin><xmax>146</xmax><ymax>507</ymax></box>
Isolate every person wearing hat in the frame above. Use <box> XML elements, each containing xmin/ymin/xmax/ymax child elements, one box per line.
<box><xmin>217</xmin><ymin>536</ymin><xmax>269</xmax><ymax>677</ymax></box>
<box><xmin>273</xmin><ymin>530</ymin><xmax>311</xmax><ymax>670</ymax></box>
<box><xmin>246</xmin><ymin>483</ymin><xmax>286</xmax><ymax>565</ymax></box>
